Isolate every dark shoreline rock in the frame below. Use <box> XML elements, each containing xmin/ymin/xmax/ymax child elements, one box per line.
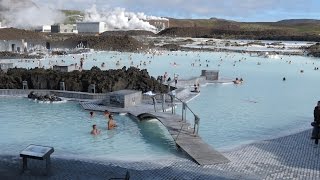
<box><xmin>28</xmin><ymin>91</ymin><xmax>62</xmax><ymax>102</ymax></box>
<box><xmin>0</xmin><ymin>67</ymin><xmax>169</xmax><ymax>93</ymax></box>
<box><xmin>0</xmin><ymin>51</ymin><xmax>42</xmax><ymax>59</ymax></box>
<box><xmin>64</xmin><ymin>35</ymin><xmax>152</xmax><ymax>52</ymax></box>
<box><xmin>306</xmin><ymin>43</ymin><xmax>320</xmax><ymax>57</ymax></box>
<box><xmin>158</xmin><ymin>27</ymin><xmax>320</xmax><ymax>42</ymax></box>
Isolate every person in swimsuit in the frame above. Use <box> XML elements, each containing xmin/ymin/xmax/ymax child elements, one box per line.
<box><xmin>91</xmin><ymin>124</ymin><xmax>100</xmax><ymax>135</ymax></box>
<box><xmin>108</xmin><ymin>114</ymin><xmax>117</xmax><ymax>130</ymax></box>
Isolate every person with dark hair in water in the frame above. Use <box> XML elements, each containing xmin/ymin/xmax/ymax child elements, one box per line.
<box><xmin>108</xmin><ymin>114</ymin><xmax>117</xmax><ymax>130</ymax></box>
<box><xmin>174</xmin><ymin>75</ymin><xmax>178</xmax><ymax>87</ymax></box>
<box><xmin>312</xmin><ymin>101</ymin><xmax>320</xmax><ymax>144</ymax></box>
<box><xmin>90</xmin><ymin>111</ymin><xmax>94</xmax><ymax>118</ymax></box>
<box><xmin>91</xmin><ymin>124</ymin><xmax>100</xmax><ymax>135</ymax></box>
<box><xmin>104</xmin><ymin>110</ymin><xmax>110</xmax><ymax>117</ymax></box>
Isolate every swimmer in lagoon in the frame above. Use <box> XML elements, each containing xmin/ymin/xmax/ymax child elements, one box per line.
<box><xmin>108</xmin><ymin>114</ymin><xmax>117</xmax><ymax>130</ymax></box>
<box><xmin>104</xmin><ymin>110</ymin><xmax>110</xmax><ymax>117</ymax></box>
<box><xmin>90</xmin><ymin>111</ymin><xmax>94</xmax><ymax>118</ymax></box>
<box><xmin>91</xmin><ymin>124</ymin><xmax>101</xmax><ymax>135</ymax></box>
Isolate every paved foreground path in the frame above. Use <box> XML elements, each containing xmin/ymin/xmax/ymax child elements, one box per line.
<box><xmin>1</xmin><ymin>129</ymin><xmax>320</xmax><ymax>180</ymax></box>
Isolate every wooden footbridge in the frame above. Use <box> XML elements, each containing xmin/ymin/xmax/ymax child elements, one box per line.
<box><xmin>80</xmin><ymin>94</ymin><xmax>230</xmax><ymax>165</ymax></box>
<box><xmin>133</xmin><ymin>111</ymin><xmax>230</xmax><ymax>165</ymax></box>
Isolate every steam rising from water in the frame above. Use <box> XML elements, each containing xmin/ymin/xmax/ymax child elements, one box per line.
<box><xmin>84</xmin><ymin>5</ymin><xmax>168</xmax><ymax>31</ymax></box>
<box><xmin>0</xmin><ymin>0</ymin><xmax>65</xmax><ymax>28</ymax></box>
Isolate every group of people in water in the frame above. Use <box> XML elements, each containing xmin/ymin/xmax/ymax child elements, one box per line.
<box><xmin>192</xmin><ymin>83</ymin><xmax>200</xmax><ymax>93</ymax></box>
<box><xmin>90</xmin><ymin>110</ymin><xmax>117</xmax><ymax>136</ymax></box>
<box><xmin>233</xmin><ymin>78</ymin><xmax>244</xmax><ymax>84</ymax></box>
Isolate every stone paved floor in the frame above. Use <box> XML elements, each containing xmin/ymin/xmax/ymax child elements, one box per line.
<box><xmin>1</xmin><ymin>129</ymin><xmax>320</xmax><ymax>180</ymax></box>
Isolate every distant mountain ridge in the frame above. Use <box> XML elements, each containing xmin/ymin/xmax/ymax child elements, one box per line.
<box><xmin>277</xmin><ymin>19</ymin><xmax>320</xmax><ymax>24</ymax></box>
<box><xmin>209</xmin><ymin>17</ymin><xmax>235</xmax><ymax>22</ymax></box>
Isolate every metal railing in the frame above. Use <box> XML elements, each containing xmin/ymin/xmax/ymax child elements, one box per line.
<box><xmin>149</xmin><ymin>91</ymin><xmax>200</xmax><ymax>139</ymax></box>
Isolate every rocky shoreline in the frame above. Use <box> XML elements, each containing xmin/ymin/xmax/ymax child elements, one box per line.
<box><xmin>27</xmin><ymin>91</ymin><xmax>62</xmax><ymax>102</ymax></box>
<box><xmin>0</xmin><ymin>67</ymin><xmax>169</xmax><ymax>93</ymax></box>
<box><xmin>0</xmin><ymin>51</ymin><xmax>42</xmax><ymax>59</ymax></box>
<box><xmin>0</xmin><ymin>28</ymin><xmax>318</xmax><ymax>59</ymax></box>
<box><xmin>158</xmin><ymin>27</ymin><xmax>320</xmax><ymax>42</ymax></box>
<box><xmin>306</xmin><ymin>43</ymin><xmax>320</xmax><ymax>57</ymax></box>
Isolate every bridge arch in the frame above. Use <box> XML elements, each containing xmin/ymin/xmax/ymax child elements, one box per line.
<box><xmin>136</xmin><ymin>113</ymin><xmax>159</xmax><ymax>121</ymax></box>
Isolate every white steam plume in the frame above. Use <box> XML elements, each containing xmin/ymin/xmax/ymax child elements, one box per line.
<box><xmin>84</xmin><ymin>5</ymin><xmax>168</xmax><ymax>31</ymax></box>
<box><xmin>0</xmin><ymin>0</ymin><xmax>65</xmax><ymax>28</ymax></box>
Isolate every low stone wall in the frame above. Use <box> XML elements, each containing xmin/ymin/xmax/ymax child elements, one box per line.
<box><xmin>0</xmin><ymin>89</ymin><xmax>50</xmax><ymax>96</ymax></box>
<box><xmin>0</xmin><ymin>89</ymin><xmax>107</xmax><ymax>100</ymax></box>
<box><xmin>52</xmin><ymin>91</ymin><xmax>107</xmax><ymax>100</ymax></box>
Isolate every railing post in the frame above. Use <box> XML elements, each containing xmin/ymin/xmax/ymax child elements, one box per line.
<box><xmin>170</xmin><ymin>95</ymin><xmax>174</xmax><ymax>114</ymax></box>
<box><xmin>193</xmin><ymin>115</ymin><xmax>200</xmax><ymax>136</ymax></box>
<box><xmin>162</xmin><ymin>94</ymin><xmax>165</xmax><ymax>112</ymax></box>
<box><xmin>182</xmin><ymin>102</ymin><xmax>186</xmax><ymax>122</ymax></box>
<box><xmin>152</xmin><ymin>96</ymin><xmax>156</xmax><ymax>112</ymax></box>
<box><xmin>170</xmin><ymin>91</ymin><xmax>177</xmax><ymax>115</ymax></box>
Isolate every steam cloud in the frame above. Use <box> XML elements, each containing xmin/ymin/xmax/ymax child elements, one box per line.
<box><xmin>84</xmin><ymin>5</ymin><xmax>168</xmax><ymax>31</ymax></box>
<box><xmin>0</xmin><ymin>0</ymin><xmax>168</xmax><ymax>31</ymax></box>
<box><xmin>0</xmin><ymin>0</ymin><xmax>65</xmax><ymax>28</ymax></box>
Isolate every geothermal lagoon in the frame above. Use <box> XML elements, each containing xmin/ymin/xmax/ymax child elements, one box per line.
<box><xmin>1</xmin><ymin>42</ymin><xmax>319</xmax><ymax>155</ymax></box>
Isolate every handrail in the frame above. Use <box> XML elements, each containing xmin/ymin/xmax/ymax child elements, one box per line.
<box><xmin>148</xmin><ymin>90</ymin><xmax>200</xmax><ymax>139</ymax></box>
<box><xmin>169</xmin><ymin>94</ymin><xmax>196</xmax><ymax>116</ymax></box>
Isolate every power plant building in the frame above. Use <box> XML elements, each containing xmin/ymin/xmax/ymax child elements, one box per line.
<box><xmin>76</xmin><ymin>22</ymin><xmax>106</xmax><ymax>34</ymax></box>
<box><xmin>147</xmin><ymin>19</ymin><xmax>170</xmax><ymax>31</ymax></box>
<box><xmin>51</xmin><ymin>24</ymin><xmax>78</xmax><ymax>34</ymax></box>
<box><xmin>41</xmin><ymin>25</ymin><xmax>51</xmax><ymax>33</ymax></box>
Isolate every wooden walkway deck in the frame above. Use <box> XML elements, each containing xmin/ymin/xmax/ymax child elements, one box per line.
<box><xmin>80</xmin><ymin>102</ymin><xmax>230</xmax><ymax>165</ymax></box>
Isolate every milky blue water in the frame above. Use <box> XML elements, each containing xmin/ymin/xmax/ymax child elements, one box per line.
<box><xmin>2</xmin><ymin>49</ymin><xmax>320</xmax><ymax>157</ymax></box>
<box><xmin>0</xmin><ymin>97</ymin><xmax>179</xmax><ymax>160</ymax></box>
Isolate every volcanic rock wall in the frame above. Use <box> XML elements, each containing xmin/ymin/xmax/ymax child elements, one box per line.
<box><xmin>0</xmin><ymin>67</ymin><xmax>168</xmax><ymax>93</ymax></box>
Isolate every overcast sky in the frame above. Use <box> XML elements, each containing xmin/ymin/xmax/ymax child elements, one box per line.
<box><xmin>34</xmin><ymin>0</ymin><xmax>319</xmax><ymax>22</ymax></box>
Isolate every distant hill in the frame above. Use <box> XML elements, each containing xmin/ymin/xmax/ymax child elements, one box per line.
<box><xmin>210</xmin><ymin>17</ymin><xmax>236</xmax><ymax>22</ymax></box>
<box><xmin>167</xmin><ymin>18</ymin><xmax>320</xmax><ymax>35</ymax></box>
<box><xmin>276</xmin><ymin>19</ymin><xmax>320</xmax><ymax>24</ymax></box>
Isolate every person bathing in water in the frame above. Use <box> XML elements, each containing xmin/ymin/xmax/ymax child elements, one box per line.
<box><xmin>91</xmin><ymin>124</ymin><xmax>101</xmax><ymax>135</ymax></box>
<box><xmin>90</xmin><ymin>111</ymin><xmax>94</xmax><ymax>118</ymax></box>
<box><xmin>108</xmin><ymin>114</ymin><xmax>117</xmax><ymax>130</ymax></box>
<box><xmin>104</xmin><ymin>110</ymin><xmax>110</xmax><ymax>117</ymax></box>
